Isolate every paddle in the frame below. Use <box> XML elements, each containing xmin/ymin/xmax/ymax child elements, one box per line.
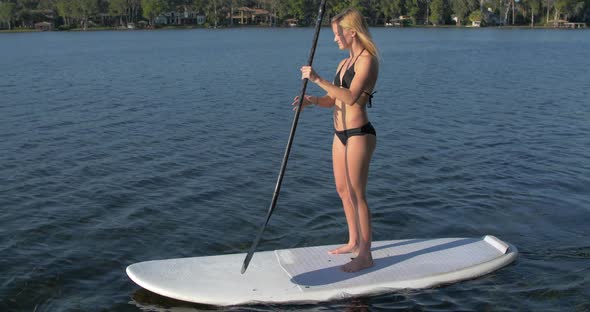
<box><xmin>241</xmin><ymin>0</ymin><xmax>328</xmax><ymax>274</ymax></box>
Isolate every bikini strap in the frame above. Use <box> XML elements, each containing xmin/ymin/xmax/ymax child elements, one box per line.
<box><xmin>363</xmin><ymin>90</ymin><xmax>376</xmax><ymax>108</ymax></box>
<box><xmin>336</xmin><ymin>59</ymin><xmax>347</xmax><ymax>75</ymax></box>
<box><xmin>351</xmin><ymin>48</ymin><xmax>366</xmax><ymax>66</ymax></box>
<box><xmin>340</xmin><ymin>48</ymin><xmax>366</xmax><ymax>73</ymax></box>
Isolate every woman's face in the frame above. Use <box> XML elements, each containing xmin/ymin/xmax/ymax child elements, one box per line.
<box><xmin>332</xmin><ymin>22</ymin><xmax>354</xmax><ymax>50</ymax></box>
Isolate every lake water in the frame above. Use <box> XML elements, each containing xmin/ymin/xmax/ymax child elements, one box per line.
<box><xmin>1</xmin><ymin>28</ymin><xmax>589</xmax><ymax>311</ymax></box>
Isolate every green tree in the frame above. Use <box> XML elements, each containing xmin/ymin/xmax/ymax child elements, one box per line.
<box><xmin>0</xmin><ymin>2</ymin><xmax>16</xmax><ymax>29</ymax></box>
<box><xmin>193</xmin><ymin>0</ymin><xmax>206</xmax><ymax>13</ymax></box>
<box><xmin>450</xmin><ymin>0</ymin><xmax>469</xmax><ymax>24</ymax></box>
<box><xmin>377</xmin><ymin>0</ymin><xmax>405</xmax><ymax>24</ymax></box>
<box><xmin>108</xmin><ymin>0</ymin><xmax>128</xmax><ymax>26</ymax></box>
<box><xmin>128</xmin><ymin>0</ymin><xmax>141</xmax><ymax>23</ymax></box>
<box><xmin>15</xmin><ymin>0</ymin><xmax>36</xmax><ymax>27</ymax></box>
<box><xmin>267</xmin><ymin>0</ymin><xmax>288</xmax><ymax>25</ymax></box>
<box><xmin>208</xmin><ymin>0</ymin><xmax>223</xmax><ymax>27</ymax></box>
<box><xmin>142</xmin><ymin>0</ymin><xmax>168</xmax><ymax>25</ymax></box>
<box><xmin>468</xmin><ymin>8</ymin><xmax>482</xmax><ymax>21</ymax></box>
<box><xmin>38</xmin><ymin>0</ymin><xmax>54</xmax><ymax>9</ymax></box>
<box><xmin>56</xmin><ymin>0</ymin><xmax>75</xmax><ymax>26</ymax></box>
<box><xmin>285</xmin><ymin>0</ymin><xmax>318</xmax><ymax>25</ymax></box>
<box><xmin>523</xmin><ymin>0</ymin><xmax>542</xmax><ymax>26</ymax></box>
<box><xmin>556</xmin><ymin>0</ymin><xmax>585</xmax><ymax>20</ymax></box>
<box><xmin>406</xmin><ymin>0</ymin><xmax>422</xmax><ymax>24</ymax></box>
<box><xmin>545</xmin><ymin>0</ymin><xmax>554</xmax><ymax>23</ymax></box>
<box><xmin>78</xmin><ymin>0</ymin><xmax>99</xmax><ymax>30</ymax></box>
<box><xmin>330</xmin><ymin>0</ymin><xmax>365</xmax><ymax>16</ymax></box>
<box><xmin>429</xmin><ymin>0</ymin><xmax>445</xmax><ymax>24</ymax></box>
<box><xmin>286</xmin><ymin>0</ymin><xmax>305</xmax><ymax>21</ymax></box>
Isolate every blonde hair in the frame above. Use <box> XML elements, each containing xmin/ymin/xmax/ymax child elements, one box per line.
<box><xmin>331</xmin><ymin>8</ymin><xmax>379</xmax><ymax>58</ymax></box>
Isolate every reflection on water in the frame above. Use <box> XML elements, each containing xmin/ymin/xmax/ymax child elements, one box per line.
<box><xmin>131</xmin><ymin>288</ymin><xmax>375</xmax><ymax>312</ymax></box>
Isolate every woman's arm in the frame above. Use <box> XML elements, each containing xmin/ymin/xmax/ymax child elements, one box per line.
<box><xmin>311</xmin><ymin>94</ymin><xmax>335</xmax><ymax>108</ymax></box>
<box><xmin>291</xmin><ymin>94</ymin><xmax>335</xmax><ymax>110</ymax></box>
<box><xmin>301</xmin><ymin>55</ymin><xmax>378</xmax><ymax>106</ymax></box>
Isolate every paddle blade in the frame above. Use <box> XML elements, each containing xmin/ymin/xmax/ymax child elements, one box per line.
<box><xmin>241</xmin><ymin>253</ymin><xmax>252</xmax><ymax>274</ymax></box>
<box><xmin>241</xmin><ymin>226</ymin><xmax>264</xmax><ymax>274</ymax></box>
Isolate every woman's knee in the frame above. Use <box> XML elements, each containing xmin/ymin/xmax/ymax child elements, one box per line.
<box><xmin>335</xmin><ymin>182</ymin><xmax>348</xmax><ymax>198</ymax></box>
<box><xmin>336</xmin><ymin>184</ymin><xmax>367</xmax><ymax>204</ymax></box>
<box><xmin>350</xmin><ymin>190</ymin><xmax>367</xmax><ymax>206</ymax></box>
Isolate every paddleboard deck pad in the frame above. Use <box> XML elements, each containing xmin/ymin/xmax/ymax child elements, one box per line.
<box><xmin>126</xmin><ymin>235</ymin><xmax>517</xmax><ymax>306</ymax></box>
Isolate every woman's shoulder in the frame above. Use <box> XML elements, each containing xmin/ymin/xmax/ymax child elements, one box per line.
<box><xmin>355</xmin><ymin>52</ymin><xmax>378</xmax><ymax>69</ymax></box>
<box><xmin>360</xmin><ymin>50</ymin><xmax>378</xmax><ymax>62</ymax></box>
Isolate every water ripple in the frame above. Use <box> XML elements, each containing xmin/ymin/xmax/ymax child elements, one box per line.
<box><xmin>1</xmin><ymin>29</ymin><xmax>589</xmax><ymax>311</ymax></box>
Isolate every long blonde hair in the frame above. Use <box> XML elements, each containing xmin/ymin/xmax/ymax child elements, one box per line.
<box><xmin>331</xmin><ymin>8</ymin><xmax>379</xmax><ymax>58</ymax></box>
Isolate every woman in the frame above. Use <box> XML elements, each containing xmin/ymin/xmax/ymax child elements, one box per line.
<box><xmin>293</xmin><ymin>8</ymin><xmax>379</xmax><ymax>273</ymax></box>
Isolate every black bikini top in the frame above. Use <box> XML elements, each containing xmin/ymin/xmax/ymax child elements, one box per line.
<box><xmin>333</xmin><ymin>49</ymin><xmax>376</xmax><ymax>107</ymax></box>
<box><xmin>333</xmin><ymin>50</ymin><xmax>363</xmax><ymax>89</ymax></box>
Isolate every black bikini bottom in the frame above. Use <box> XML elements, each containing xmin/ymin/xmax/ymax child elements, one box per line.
<box><xmin>334</xmin><ymin>122</ymin><xmax>376</xmax><ymax>146</ymax></box>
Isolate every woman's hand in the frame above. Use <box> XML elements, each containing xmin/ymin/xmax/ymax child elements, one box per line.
<box><xmin>300</xmin><ymin>66</ymin><xmax>320</xmax><ymax>84</ymax></box>
<box><xmin>292</xmin><ymin>95</ymin><xmax>315</xmax><ymax>111</ymax></box>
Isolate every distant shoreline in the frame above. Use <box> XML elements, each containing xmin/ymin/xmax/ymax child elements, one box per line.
<box><xmin>1</xmin><ymin>24</ymin><xmax>586</xmax><ymax>33</ymax></box>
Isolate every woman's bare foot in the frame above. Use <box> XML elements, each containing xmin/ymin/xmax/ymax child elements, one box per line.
<box><xmin>341</xmin><ymin>254</ymin><xmax>373</xmax><ymax>273</ymax></box>
<box><xmin>328</xmin><ymin>243</ymin><xmax>359</xmax><ymax>255</ymax></box>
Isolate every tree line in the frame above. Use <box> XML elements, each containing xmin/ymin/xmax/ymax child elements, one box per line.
<box><xmin>0</xmin><ymin>0</ymin><xmax>588</xmax><ymax>30</ymax></box>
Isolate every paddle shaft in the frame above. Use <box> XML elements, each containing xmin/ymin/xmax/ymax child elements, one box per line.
<box><xmin>241</xmin><ymin>0</ymin><xmax>327</xmax><ymax>274</ymax></box>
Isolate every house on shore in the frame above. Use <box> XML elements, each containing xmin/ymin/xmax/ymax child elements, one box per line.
<box><xmin>484</xmin><ymin>8</ymin><xmax>503</xmax><ymax>26</ymax></box>
<box><xmin>385</xmin><ymin>16</ymin><xmax>412</xmax><ymax>27</ymax></box>
<box><xmin>229</xmin><ymin>7</ymin><xmax>276</xmax><ymax>26</ymax></box>
<box><xmin>155</xmin><ymin>8</ymin><xmax>206</xmax><ymax>26</ymax></box>
<box><xmin>35</xmin><ymin>21</ymin><xmax>53</xmax><ymax>31</ymax></box>
<box><xmin>285</xmin><ymin>18</ymin><xmax>298</xmax><ymax>27</ymax></box>
<box><xmin>550</xmin><ymin>19</ymin><xmax>586</xmax><ymax>28</ymax></box>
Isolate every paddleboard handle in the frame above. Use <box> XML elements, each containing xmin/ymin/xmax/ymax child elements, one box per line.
<box><xmin>241</xmin><ymin>0</ymin><xmax>328</xmax><ymax>274</ymax></box>
<box><xmin>484</xmin><ymin>235</ymin><xmax>509</xmax><ymax>254</ymax></box>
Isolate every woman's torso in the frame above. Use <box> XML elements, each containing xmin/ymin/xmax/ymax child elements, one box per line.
<box><xmin>332</xmin><ymin>53</ymin><xmax>377</xmax><ymax>131</ymax></box>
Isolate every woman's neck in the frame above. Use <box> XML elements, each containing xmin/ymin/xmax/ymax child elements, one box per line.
<box><xmin>348</xmin><ymin>42</ymin><xmax>364</xmax><ymax>59</ymax></box>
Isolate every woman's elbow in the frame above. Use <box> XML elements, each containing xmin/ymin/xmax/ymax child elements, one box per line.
<box><xmin>345</xmin><ymin>95</ymin><xmax>361</xmax><ymax>106</ymax></box>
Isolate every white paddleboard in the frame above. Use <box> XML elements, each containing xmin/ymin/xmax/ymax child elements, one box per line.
<box><xmin>126</xmin><ymin>235</ymin><xmax>517</xmax><ymax>306</ymax></box>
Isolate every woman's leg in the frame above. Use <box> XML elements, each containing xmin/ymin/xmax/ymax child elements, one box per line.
<box><xmin>341</xmin><ymin>134</ymin><xmax>376</xmax><ymax>272</ymax></box>
<box><xmin>328</xmin><ymin>134</ymin><xmax>360</xmax><ymax>255</ymax></box>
